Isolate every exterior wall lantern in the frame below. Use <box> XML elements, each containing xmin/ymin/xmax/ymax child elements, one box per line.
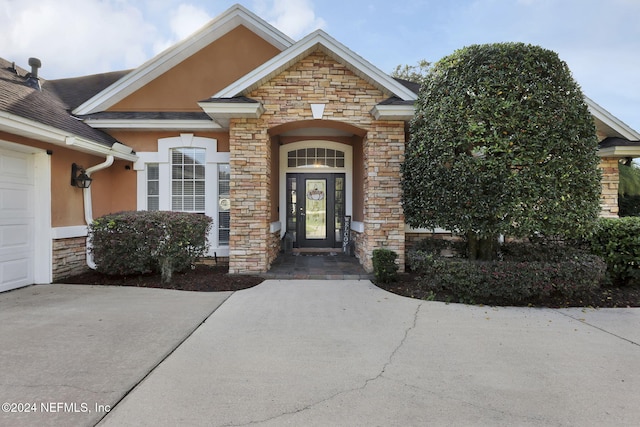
<box><xmin>71</xmin><ymin>163</ymin><xmax>92</xmax><ymax>188</ymax></box>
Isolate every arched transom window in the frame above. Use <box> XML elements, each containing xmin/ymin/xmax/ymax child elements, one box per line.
<box><xmin>287</xmin><ymin>148</ymin><xmax>345</xmax><ymax>168</ymax></box>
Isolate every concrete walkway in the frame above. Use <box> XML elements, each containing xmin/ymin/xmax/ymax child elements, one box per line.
<box><xmin>1</xmin><ymin>281</ymin><xmax>639</xmax><ymax>426</ymax></box>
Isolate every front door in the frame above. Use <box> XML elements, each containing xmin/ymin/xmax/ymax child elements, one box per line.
<box><xmin>286</xmin><ymin>173</ymin><xmax>345</xmax><ymax>248</ymax></box>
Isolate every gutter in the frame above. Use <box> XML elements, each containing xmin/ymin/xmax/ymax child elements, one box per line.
<box><xmin>83</xmin><ymin>155</ymin><xmax>114</xmax><ymax>269</ymax></box>
<box><xmin>0</xmin><ymin>111</ymin><xmax>138</xmax><ymax>162</ymax></box>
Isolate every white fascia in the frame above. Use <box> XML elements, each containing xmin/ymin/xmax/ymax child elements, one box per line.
<box><xmin>370</xmin><ymin>104</ymin><xmax>415</xmax><ymax>121</ymax></box>
<box><xmin>0</xmin><ymin>111</ymin><xmax>137</xmax><ymax>161</ymax></box>
<box><xmin>212</xmin><ymin>30</ymin><xmax>418</xmax><ymax>101</ymax></box>
<box><xmin>85</xmin><ymin>119</ymin><xmax>222</xmax><ymax>131</ymax></box>
<box><xmin>586</xmin><ymin>96</ymin><xmax>640</xmax><ymax>141</ymax></box>
<box><xmin>73</xmin><ymin>4</ymin><xmax>293</xmax><ymax>116</ymax></box>
<box><xmin>198</xmin><ymin>101</ymin><xmax>265</xmax><ymax>127</ymax></box>
<box><xmin>598</xmin><ymin>146</ymin><xmax>640</xmax><ymax>158</ymax></box>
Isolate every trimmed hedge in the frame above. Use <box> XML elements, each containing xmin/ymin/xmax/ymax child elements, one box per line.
<box><xmin>90</xmin><ymin>211</ymin><xmax>212</xmax><ymax>283</ymax></box>
<box><xmin>590</xmin><ymin>217</ymin><xmax>640</xmax><ymax>286</ymax></box>
<box><xmin>407</xmin><ymin>239</ymin><xmax>606</xmax><ymax>305</ymax></box>
<box><xmin>372</xmin><ymin>248</ymin><xmax>399</xmax><ymax>284</ymax></box>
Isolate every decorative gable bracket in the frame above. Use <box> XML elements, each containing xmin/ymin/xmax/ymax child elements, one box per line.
<box><xmin>198</xmin><ymin>97</ymin><xmax>265</xmax><ymax>128</ymax></box>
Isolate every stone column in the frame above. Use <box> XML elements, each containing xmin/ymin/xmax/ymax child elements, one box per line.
<box><xmin>361</xmin><ymin>122</ymin><xmax>406</xmax><ymax>272</ymax></box>
<box><xmin>599</xmin><ymin>157</ymin><xmax>619</xmax><ymax>218</ymax></box>
<box><xmin>228</xmin><ymin>118</ymin><xmax>272</xmax><ymax>274</ymax></box>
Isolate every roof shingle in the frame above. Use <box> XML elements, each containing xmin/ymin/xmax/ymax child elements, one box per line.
<box><xmin>0</xmin><ymin>57</ymin><xmax>120</xmax><ymax>147</ymax></box>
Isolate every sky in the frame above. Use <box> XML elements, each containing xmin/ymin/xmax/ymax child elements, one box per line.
<box><xmin>1</xmin><ymin>0</ymin><xmax>638</xmax><ymax>133</ymax></box>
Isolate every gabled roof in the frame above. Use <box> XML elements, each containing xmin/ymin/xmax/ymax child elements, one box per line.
<box><xmin>586</xmin><ymin>96</ymin><xmax>640</xmax><ymax>141</ymax></box>
<box><xmin>48</xmin><ymin>69</ymin><xmax>131</xmax><ymax>110</ymax></box>
<box><xmin>73</xmin><ymin>4</ymin><xmax>294</xmax><ymax>115</ymax></box>
<box><xmin>0</xmin><ymin>57</ymin><xmax>136</xmax><ymax>160</ymax></box>
<box><xmin>208</xmin><ymin>30</ymin><xmax>417</xmax><ymax>101</ymax></box>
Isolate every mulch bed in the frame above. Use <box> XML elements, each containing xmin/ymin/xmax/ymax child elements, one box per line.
<box><xmin>58</xmin><ymin>264</ymin><xmax>264</xmax><ymax>292</ymax></box>
<box><xmin>59</xmin><ymin>265</ymin><xmax>640</xmax><ymax>308</ymax></box>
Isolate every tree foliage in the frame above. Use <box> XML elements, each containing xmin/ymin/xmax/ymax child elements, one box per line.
<box><xmin>391</xmin><ymin>59</ymin><xmax>431</xmax><ymax>84</ymax></box>
<box><xmin>402</xmin><ymin>43</ymin><xmax>601</xmax><ymax>257</ymax></box>
<box><xmin>619</xmin><ymin>162</ymin><xmax>640</xmax><ymax>196</ymax></box>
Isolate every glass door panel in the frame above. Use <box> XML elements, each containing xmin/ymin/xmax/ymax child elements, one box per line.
<box><xmin>305</xmin><ymin>179</ymin><xmax>327</xmax><ymax>240</ymax></box>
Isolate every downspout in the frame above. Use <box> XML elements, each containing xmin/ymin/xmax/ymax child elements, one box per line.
<box><xmin>83</xmin><ymin>155</ymin><xmax>114</xmax><ymax>269</ymax></box>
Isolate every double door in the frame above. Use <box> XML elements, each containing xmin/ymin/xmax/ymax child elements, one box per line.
<box><xmin>286</xmin><ymin>173</ymin><xmax>345</xmax><ymax>248</ymax></box>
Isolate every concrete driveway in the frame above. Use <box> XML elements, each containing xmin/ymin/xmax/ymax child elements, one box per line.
<box><xmin>0</xmin><ymin>284</ymin><xmax>231</xmax><ymax>427</ymax></box>
<box><xmin>1</xmin><ymin>281</ymin><xmax>639</xmax><ymax>426</ymax></box>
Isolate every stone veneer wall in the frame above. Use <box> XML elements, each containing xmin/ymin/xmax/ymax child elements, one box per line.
<box><xmin>52</xmin><ymin>237</ymin><xmax>89</xmax><ymax>281</ymax></box>
<box><xmin>268</xmin><ymin>230</ymin><xmax>281</xmax><ymax>265</ymax></box>
<box><xmin>362</xmin><ymin>125</ymin><xmax>405</xmax><ymax>272</ymax></box>
<box><xmin>228</xmin><ymin>118</ymin><xmax>272</xmax><ymax>274</ymax></box>
<box><xmin>599</xmin><ymin>157</ymin><xmax>619</xmax><ymax>217</ymax></box>
<box><xmin>227</xmin><ymin>50</ymin><xmax>405</xmax><ymax>273</ymax></box>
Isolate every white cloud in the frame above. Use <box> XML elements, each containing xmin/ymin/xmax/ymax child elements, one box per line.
<box><xmin>153</xmin><ymin>3</ymin><xmax>211</xmax><ymax>54</ymax></box>
<box><xmin>0</xmin><ymin>0</ymin><xmax>158</xmax><ymax>78</ymax></box>
<box><xmin>253</xmin><ymin>0</ymin><xmax>326</xmax><ymax>39</ymax></box>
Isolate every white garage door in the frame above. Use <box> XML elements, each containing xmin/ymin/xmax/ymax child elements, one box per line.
<box><xmin>0</xmin><ymin>148</ymin><xmax>35</xmax><ymax>292</ymax></box>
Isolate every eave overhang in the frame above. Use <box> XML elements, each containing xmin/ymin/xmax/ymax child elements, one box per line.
<box><xmin>598</xmin><ymin>146</ymin><xmax>640</xmax><ymax>158</ymax></box>
<box><xmin>0</xmin><ymin>111</ymin><xmax>138</xmax><ymax>161</ymax></box>
<box><xmin>198</xmin><ymin>99</ymin><xmax>265</xmax><ymax>128</ymax></box>
<box><xmin>84</xmin><ymin>119</ymin><xmax>222</xmax><ymax>131</ymax></box>
<box><xmin>370</xmin><ymin>104</ymin><xmax>415</xmax><ymax>121</ymax></box>
<box><xmin>586</xmin><ymin>96</ymin><xmax>640</xmax><ymax>141</ymax></box>
<box><xmin>598</xmin><ymin>137</ymin><xmax>640</xmax><ymax>158</ymax></box>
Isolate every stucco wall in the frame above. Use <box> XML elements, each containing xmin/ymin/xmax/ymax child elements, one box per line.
<box><xmin>110</xmin><ymin>26</ymin><xmax>281</xmax><ymax>112</ymax></box>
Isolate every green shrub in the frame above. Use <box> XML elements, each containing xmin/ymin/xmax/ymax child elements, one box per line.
<box><xmin>417</xmin><ymin>256</ymin><xmax>605</xmax><ymax>305</ymax></box>
<box><xmin>408</xmin><ymin>239</ymin><xmax>606</xmax><ymax>305</ymax></box>
<box><xmin>499</xmin><ymin>240</ymin><xmax>590</xmax><ymax>263</ymax></box>
<box><xmin>372</xmin><ymin>248</ymin><xmax>399</xmax><ymax>283</ymax></box>
<box><xmin>590</xmin><ymin>217</ymin><xmax>640</xmax><ymax>286</ymax></box>
<box><xmin>90</xmin><ymin>211</ymin><xmax>212</xmax><ymax>283</ymax></box>
<box><xmin>412</xmin><ymin>237</ymin><xmax>467</xmax><ymax>258</ymax></box>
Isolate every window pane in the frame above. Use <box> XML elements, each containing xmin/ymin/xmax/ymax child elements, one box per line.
<box><xmin>171</xmin><ymin>148</ymin><xmax>205</xmax><ymax>213</ymax></box>
<box><xmin>146</xmin><ymin>163</ymin><xmax>160</xmax><ymax>211</ymax></box>
<box><xmin>194</xmin><ymin>150</ymin><xmax>205</xmax><ymax>164</ymax></box>
<box><xmin>218</xmin><ymin>228</ymin><xmax>230</xmax><ymax>245</ymax></box>
<box><xmin>194</xmin><ymin>181</ymin><xmax>205</xmax><ymax>196</ymax></box>
<box><xmin>219</xmin><ymin>211</ymin><xmax>230</xmax><ymax>228</ymax></box>
<box><xmin>147</xmin><ymin>197</ymin><xmax>159</xmax><ymax>211</ymax></box>
<box><xmin>148</xmin><ymin>181</ymin><xmax>159</xmax><ymax>196</ymax></box>
<box><xmin>172</xmin><ymin>197</ymin><xmax>182</xmax><ymax>210</ymax></box>
<box><xmin>218</xmin><ymin>164</ymin><xmax>230</xmax><ymax>180</ymax></box>
<box><xmin>218</xmin><ymin>164</ymin><xmax>230</xmax><ymax>246</ymax></box>
<box><xmin>195</xmin><ymin>196</ymin><xmax>205</xmax><ymax>211</ymax></box>
<box><xmin>286</xmin><ymin>147</ymin><xmax>345</xmax><ymax>168</ymax></box>
<box><xmin>171</xmin><ymin>150</ymin><xmax>183</xmax><ymax>164</ymax></box>
<box><xmin>183</xmin><ymin>181</ymin><xmax>194</xmax><ymax>195</ymax></box>
<box><xmin>195</xmin><ymin>165</ymin><xmax>205</xmax><ymax>179</ymax></box>
<box><xmin>219</xmin><ymin>181</ymin><xmax>230</xmax><ymax>195</ymax></box>
<box><xmin>147</xmin><ymin>164</ymin><xmax>159</xmax><ymax>180</ymax></box>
